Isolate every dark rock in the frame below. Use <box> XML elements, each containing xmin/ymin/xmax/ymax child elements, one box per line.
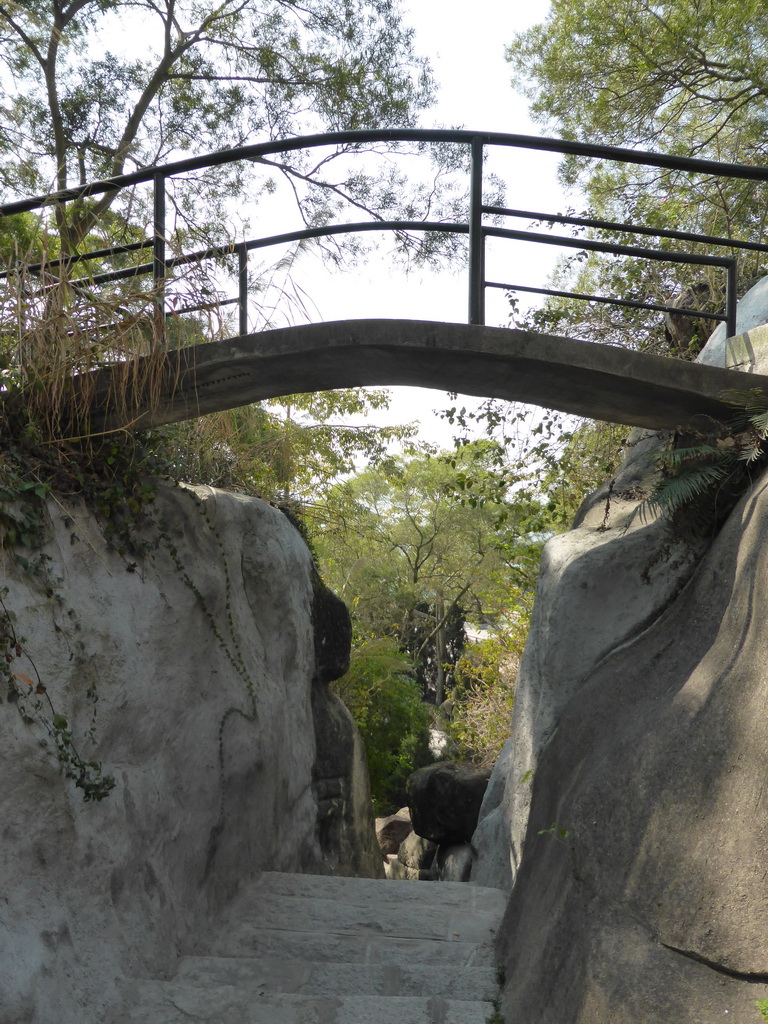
<box><xmin>435</xmin><ymin>844</ymin><xmax>474</xmax><ymax>882</ymax></box>
<box><xmin>375</xmin><ymin>808</ymin><xmax>412</xmax><ymax>856</ymax></box>
<box><xmin>311</xmin><ymin>685</ymin><xmax>383</xmax><ymax>879</ymax></box>
<box><xmin>406</xmin><ymin>762</ymin><xmax>490</xmax><ymax>846</ymax></box>
<box><xmin>312</xmin><ymin>569</ymin><xmax>352</xmax><ymax>684</ymax></box>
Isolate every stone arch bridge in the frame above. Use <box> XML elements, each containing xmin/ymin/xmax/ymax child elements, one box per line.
<box><xmin>87</xmin><ymin>317</ymin><xmax>768</xmax><ymax>434</ymax></box>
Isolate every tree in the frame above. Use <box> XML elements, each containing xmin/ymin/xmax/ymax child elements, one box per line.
<box><xmin>0</xmin><ymin>0</ymin><xmax>443</xmax><ymax>488</ymax></box>
<box><xmin>151</xmin><ymin>388</ymin><xmax>417</xmax><ymax>506</ymax></box>
<box><xmin>507</xmin><ymin>0</ymin><xmax>768</xmax><ymax>358</ymax></box>
<box><xmin>331</xmin><ymin>635</ymin><xmax>432</xmax><ymax>814</ymax></box>
<box><xmin>446</xmin><ymin>632</ymin><xmax>517</xmax><ymax>769</ymax></box>
<box><xmin>315</xmin><ymin>443</ymin><xmax>549</xmax><ymax>703</ymax></box>
<box><xmin>509</xmin><ymin>0</ymin><xmax>768</xmax><ymax>158</ymax></box>
<box><xmin>0</xmin><ymin>0</ymin><xmax>435</xmax><ymax>251</ymax></box>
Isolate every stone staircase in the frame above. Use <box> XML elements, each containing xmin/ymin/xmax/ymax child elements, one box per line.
<box><xmin>107</xmin><ymin>871</ymin><xmax>505</xmax><ymax>1023</ymax></box>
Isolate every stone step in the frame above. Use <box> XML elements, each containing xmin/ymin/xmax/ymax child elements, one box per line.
<box><xmin>106</xmin><ymin>873</ymin><xmax>506</xmax><ymax>1023</ymax></box>
<box><xmin>108</xmin><ymin>981</ymin><xmax>497</xmax><ymax>1024</ymax></box>
<box><xmin>209</xmin><ymin>922</ymin><xmax>494</xmax><ymax>966</ymax></box>
<box><xmin>248</xmin><ymin>872</ymin><xmax>503</xmax><ymax>915</ymax></box>
<box><xmin>175</xmin><ymin>954</ymin><xmax>500</xmax><ymax>1000</ymax></box>
<box><xmin>213</xmin><ymin>890</ymin><xmax>499</xmax><ymax>945</ymax></box>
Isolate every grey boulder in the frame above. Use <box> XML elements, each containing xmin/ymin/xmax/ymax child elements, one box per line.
<box><xmin>375</xmin><ymin>807</ymin><xmax>413</xmax><ymax>856</ymax></box>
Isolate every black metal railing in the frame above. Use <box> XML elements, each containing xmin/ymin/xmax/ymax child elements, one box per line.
<box><xmin>4</xmin><ymin>128</ymin><xmax>768</xmax><ymax>341</ymax></box>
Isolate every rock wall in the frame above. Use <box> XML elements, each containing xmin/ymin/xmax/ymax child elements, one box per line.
<box><xmin>475</xmin><ymin>279</ymin><xmax>768</xmax><ymax>1020</ymax></box>
<box><xmin>472</xmin><ymin>428</ymin><xmax>705</xmax><ymax>891</ymax></box>
<box><xmin>497</xmin><ymin>465</ymin><xmax>768</xmax><ymax>1021</ymax></box>
<box><xmin>0</xmin><ymin>482</ymin><xmax>380</xmax><ymax>1024</ymax></box>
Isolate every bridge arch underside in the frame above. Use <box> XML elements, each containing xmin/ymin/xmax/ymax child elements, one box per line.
<box><xmin>90</xmin><ymin>319</ymin><xmax>766</xmax><ymax>433</ymax></box>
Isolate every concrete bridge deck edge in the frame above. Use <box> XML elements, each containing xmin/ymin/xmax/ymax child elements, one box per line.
<box><xmin>84</xmin><ymin>319</ymin><xmax>768</xmax><ymax>432</ymax></box>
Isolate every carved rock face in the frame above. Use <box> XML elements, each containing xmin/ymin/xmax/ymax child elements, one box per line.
<box><xmin>471</xmin><ymin>308</ymin><xmax>768</xmax><ymax>1019</ymax></box>
<box><xmin>495</xmin><ymin>469</ymin><xmax>768</xmax><ymax>1022</ymax></box>
<box><xmin>0</xmin><ymin>482</ymin><xmax>379</xmax><ymax>1024</ymax></box>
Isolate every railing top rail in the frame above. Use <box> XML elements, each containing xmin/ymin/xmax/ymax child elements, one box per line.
<box><xmin>2</xmin><ymin>128</ymin><xmax>768</xmax><ymax>217</ymax></box>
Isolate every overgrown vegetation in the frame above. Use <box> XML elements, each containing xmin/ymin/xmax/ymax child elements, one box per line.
<box><xmin>630</xmin><ymin>390</ymin><xmax>768</xmax><ymax>537</ymax></box>
<box><xmin>332</xmin><ymin>636</ymin><xmax>432</xmax><ymax>815</ymax></box>
<box><xmin>445</xmin><ymin>635</ymin><xmax>518</xmax><ymax>769</ymax></box>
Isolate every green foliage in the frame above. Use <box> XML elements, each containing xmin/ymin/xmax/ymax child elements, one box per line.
<box><xmin>631</xmin><ymin>390</ymin><xmax>768</xmax><ymax>536</ymax></box>
<box><xmin>332</xmin><ymin>636</ymin><xmax>432</xmax><ymax>815</ymax></box>
<box><xmin>443</xmin><ymin>399</ymin><xmax>627</xmax><ymax>530</ymax></box>
<box><xmin>537</xmin><ymin>822</ymin><xmax>572</xmax><ymax>842</ymax></box>
<box><xmin>445</xmin><ymin>634</ymin><xmax>517</xmax><ymax>769</ymax></box>
<box><xmin>538</xmin><ymin>418</ymin><xmax>628</xmax><ymax>525</ymax></box>
<box><xmin>315</xmin><ymin>444</ymin><xmax>545</xmax><ymax>708</ymax></box>
<box><xmin>0</xmin><ymin>0</ymin><xmax>435</xmax><ymax>253</ymax></box>
<box><xmin>507</xmin><ymin>0</ymin><xmax>768</xmax><ymax>358</ymax></box>
<box><xmin>510</xmin><ymin>0</ymin><xmax>768</xmax><ymax>156</ymax></box>
<box><xmin>151</xmin><ymin>388</ymin><xmax>417</xmax><ymax>509</ymax></box>
<box><xmin>318</xmin><ymin>443</ymin><xmax>538</xmax><ymax>622</ymax></box>
<box><xmin>755</xmin><ymin>999</ymin><xmax>768</xmax><ymax>1021</ymax></box>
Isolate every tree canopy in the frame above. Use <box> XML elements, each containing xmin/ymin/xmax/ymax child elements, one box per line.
<box><xmin>315</xmin><ymin>443</ymin><xmax>550</xmax><ymax>698</ymax></box>
<box><xmin>509</xmin><ymin>0</ymin><xmax>768</xmax><ymax>158</ymax></box>
<box><xmin>506</xmin><ymin>0</ymin><xmax>768</xmax><ymax>357</ymax></box>
<box><xmin>0</xmin><ymin>0</ymin><xmax>434</xmax><ymax>250</ymax></box>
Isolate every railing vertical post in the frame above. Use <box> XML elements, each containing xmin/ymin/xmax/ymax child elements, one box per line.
<box><xmin>468</xmin><ymin>137</ymin><xmax>485</xmax><ymax>326</ymax></box>
<box><xmin>153</xmin><ymin>170</ymin><xmax>166</xmax><ymax>346</ymax></box>
<box><xmin>238</xmin><ymin>244</ymin><xmax>248</xmax><ymax>336</ymax></box>
<box><xmin>726</xmin><ymin>258</ymin><xmax>738</xmax><ymax>338</ymax></box>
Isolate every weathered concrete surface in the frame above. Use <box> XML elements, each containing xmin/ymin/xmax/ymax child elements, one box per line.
<box><xmin>700</xmin><ymin>273</ymin><xmax>768</xmax><ymax>372</ymax></box>
<box><xmin>472</xmin><ymin>428</ymin><xmax>706</xmax><ymax>889</ymax></box>
<box><xmin>496</xmin><ymin>471</ymin><xmax>768</xmax><ymax>1021</ymax></box>
<box><xmin>107</xmin><ymin>871</ymin><xmax>504</xmax><ymax>1022</ymax></box>
<box><xmin>81</xmin><ymin>319</ymin><xmax>768</xmax><ymax>432</ymax></box>
<box><xmin>0</xmin><ymin>483</ymin><xmax>379</xmax><ymax>1024</ymax></box>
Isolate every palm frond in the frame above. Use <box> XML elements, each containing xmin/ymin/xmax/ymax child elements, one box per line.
<box><xmin>656</xmin><ymin>445</ymin><xmax>735</xmax><ymax>470</ymax></box>
<box><xmin>648</xmin><ymin>463</ymin><xmax>732</xmax><ymax>513</ymax></box>
<box><xmin>749</xmin><ymin>409</ymin><xmax>768</xmax><ymax>438</ymax></box>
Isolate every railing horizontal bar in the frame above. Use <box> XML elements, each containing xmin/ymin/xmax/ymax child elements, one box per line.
<box><xmin>482</xmin><ymin>205</ymin><xmax>768</xmax><ymax>254</ymax></box>
<box><xmin>4</xmin><ymin>128</ymin><xmax>768</xmax><ymax>218</ymax></box>
<box><xmin>57</xmin><ymin>220</ymin><xmax>468</xmax><ymax>289</ymax></box>
<box><xmin>486</xmin><ymin>281</ymin><xmax>727</xmax><ymax>321</ymax></box>
<box><xmin>0</xmin><ymin>240</ymin><xmax>152</xmax><ymax>281</ymax></box>
<box><xmin>484</xmin><ymin>225</ymin><xmax>735</xmax><ymax>267</ymax></box>
<box><xmin>168</xmin><ymin>297</ymin><xmax>238</xmax><ymax>317</ymax></box>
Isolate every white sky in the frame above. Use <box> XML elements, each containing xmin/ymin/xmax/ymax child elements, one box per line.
<box><xmin>289</xmin><ymin>0</ymin><xmax>568</xmax><ymax>448</ymax></box>
<box><xmin>114</xmin><ymin>0</ymin><xmax>567</xmax><ymax>449</ymax></box>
